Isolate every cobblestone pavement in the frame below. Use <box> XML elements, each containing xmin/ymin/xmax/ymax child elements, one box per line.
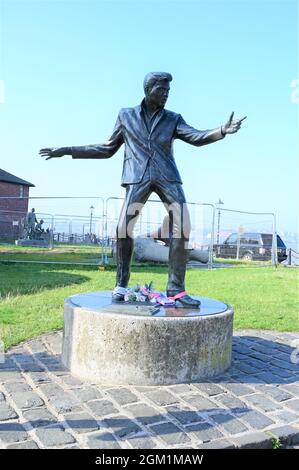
<box><xmin>0</xmin><ymin>330</ymin><xmax>298</xmax><ymax>449</ymax></box>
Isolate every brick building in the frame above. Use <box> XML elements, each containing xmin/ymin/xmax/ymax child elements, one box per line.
<box><xmin>0</xmin><ymin>169</ymin><xmax>35</xmax><ymax>240</ymax></box>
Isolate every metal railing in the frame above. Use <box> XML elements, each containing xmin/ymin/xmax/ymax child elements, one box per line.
<box><xmin>0</xmin><ymin>195</ymin><xmax>284</xmax><ymax>268</ymax></box>
<box><xmin>287</xmin><ymin>248</ymin><xmax>299</xmax><ymax>266</ymax></box>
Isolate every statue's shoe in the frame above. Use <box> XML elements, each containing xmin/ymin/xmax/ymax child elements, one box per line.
<box><xmin>112</xmin><ymin>286</ymin><xmax>127</xmax><ymax>302</ymax></box>
<box><xmin>167</xmin><ymin>291</ymin><xmax>201</xmax><ymax>308</ymax></box>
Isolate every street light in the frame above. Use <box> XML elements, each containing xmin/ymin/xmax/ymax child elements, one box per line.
<box><xmin>89</xmin><ymin>205</ymin><xmax>95</xmax><ymax>237</ymax></box>
<box><xmin>216</xmin><ymin>198</ymin><xmax>224</xmax><ymax>245</ymax></box>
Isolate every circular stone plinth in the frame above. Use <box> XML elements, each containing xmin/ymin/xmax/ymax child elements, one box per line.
<box><xmin>62</xmin><ymin>291</ymin><xmax>234</xmax><ymax>385</ymax></box>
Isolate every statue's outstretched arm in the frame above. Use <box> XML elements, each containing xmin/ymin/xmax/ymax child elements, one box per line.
<box><xmin>39</xmin><ymin>114</ymin><xmax>124</xmax><ymax>160</ymax></box>
<box><xmin>175</xmin><ymin>112</ymin><xmax>246</xmax><ymax>147</ymax></box>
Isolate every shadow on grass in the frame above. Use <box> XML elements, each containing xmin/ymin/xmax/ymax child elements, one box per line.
<box><xmin>0</xmin><ymin>263</ymin><xmax>92</xmax><ymax>299</ymax></box>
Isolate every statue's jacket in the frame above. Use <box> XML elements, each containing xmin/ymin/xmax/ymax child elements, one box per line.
<box><xmin>71</xmin><ymin>102</ymin><xmax>224</xmax><ymax>187</ymax></box>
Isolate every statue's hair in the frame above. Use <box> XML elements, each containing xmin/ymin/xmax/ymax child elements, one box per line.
<box><xmin>143</xmin><ymin>72</ymin><xmax>173</xmax><ymax>93</ymax></box>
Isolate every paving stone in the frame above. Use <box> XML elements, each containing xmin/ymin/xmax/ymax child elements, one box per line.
<box><xmin>20</xmin><ymin>363</ymin><xmax>45</xmax><ymax>373</ymax></box>
<box><xmin>196</xmin><ymin>438</ymin><xmax>235</xmax><ymax>449</ymax></box>
<box><xmin>214</xmin><ymin>394</ymin><xmax>249</xmax><ymax>411</ymax></box>
<box><xmin>165</xmin><ymin>405</ymin><xmax>202</xmax><ymax>425</ymax></box>
<box><xmin>35</xmin><ymin>426</ymin><xmax>75</xmax><ymax>447</ymax></box>
<box><xmin>192</xmin><ymin>383</ymin><xmax>224</xmax><ymax>396</ymax></box>
<box><xmin>276</xmin><ymin>350</ymin><xmax>293</xmax><ymax>360</ymax></box>
<box><xmin>182</xmin><ymin>395</ymin><xmax>219</xmax><ymax>412</ymax></box>
<box><xmin>271</xmin><ymin>368</ymin><xmax>294</xmax><ymax>379</ymax></box>
<box><xmin>186</xmin><ymin>422</ymin><xmax>224</xmax><ymax>442</ymax></box>
<box><xmin>104</xmin><ymin>415</ymin><xmax>142</xmax><ymax>438</ymax></box>
<box><xmin>6</xmin><ymin>440</ymin><xmax>39</xmax><ymax>449</ymax></box>
<box><xmin>245</xmin><ymin>394</ymin><xmax>283</xmax><ymax>412</ymax></box>
<box><xmin>0</xmin><ymin>360</ymin><xmax>15</xmax><ymax>370</ymax></box>
<box><xmin>150</xmin><ymin>422</ymin><xmax>191</xmax><ymax>446</ymax></box>
<box><xmin>4</xmin><ymin>381</ymin><xmax>33</xmax><ymax>394</ymax></box>
<box><xmin>65</xmin><ymin>412</ymin><xmax>99</xmax><ymax>433</ymax></box>
<box><xmin>62</xmin><ymin>405</ymin><xmax>85</xmax><ymax>415</ymax></box>
<box><xmin>12</xmin><ymin>353</ymin><xmax>34</xmax><ymax>364</ymax></box>
<box><xmin>232</xmin><ymin>431</ymin><xmax>272</xmax><ymax>449</ymax></box>
<box><xmin>59</xmin><ymin>375</ymin><xmax>84</xmax><ymax>387</ymax></box>
<box><xmin>245</xmin><ymin>359</ymin><xmax>267</xmax><ymax>370</ymax></box>
<box><xmin>214</xmin><ymin>373</ymin><xmax>235</xmax><ymax>384</ymax></box>
<box><xmin>48</xmin><ymin>393</ymin><xmax>80</xmax><ymax>413</ymax></box>
<box><xmin>42</xmin><ymin>361</ymin><xmax>67</xmax><ymax>374</ymax></box>
<box><xmin>233</xmin><ymin>353</ymin><xmax>250</xmax><ymax>362</ymax></box>
<box><xmin>251</xmin><ymin>344</ymin><xmax>275</xmax><ymax>355</ymax></box>
<box><xmin>86</xmin><ymin>399</ymin><xmax>118</xmax><ymax>418</ymax></box>
<box><xmin>270</xmin><ymin>358</ymin><xmax>298</xmax><ymax>371</ymax></box>
<box><xmin>255</xmin><ymin>372</ymin><xmax>285</xmax><ymax>384</ymax></box>
<box><xmin>220</xmin><ymin>382</ymin><xmax>254</xmax><ymax>396</ymax></box>
<box><xmin>235</xmin><ymin>409</ymin><xmax>275</xmax><ymax>429</ymax></box>
<box><xmin>167</xmin><ymin>384</ymin><xmax>194</xmax><ymax>394</ymax></box>
<box><xmin>145</xmin><ymin>390</ymin><xmax>178</xmax><ymax>406</ymax></box>
<box><xmin>72</xmin><ymin>386</ymin><xmax>102</xmax><ymax>402</ymax></box>
<box><xmin>11</xmin><ymin>391</ymin><xmax>44</xmax><ymax>409</ymax></box>
<box><xmin>271</xmin><ymin>410</ymin><xmax>299</xmax><ymax>424</ymax></box>
<box><xmin>26</xmin><ymin>340</ymin><xmax>48</xmax><ymax>353</ymax></box>
<box><xmin>125</xmin><ymin>403</ymin><xmax>163</xmax><ymax>425</ymax></box>
<box><xmin>249</xmin><ymin>352</ymin><xmax>271</xmax><ymax>363</ymax></box>
<box><xmin>284</xmin><ymin>399</ymin><xmax>299</xmax><ymax>412</ymax></box>
<box><xmin>87</xmin><ymin>432</ymin><xmax>121</xmax><ymax>449</ymax></box>
<box><xmin>210</xmin><ymin>413</ymin><xmax>248</xmax><ymax>434</ymax></box>
<box><xmin>22</xmin><ymin>408</ymin><xmax>57</xmax><ymax>428</ymax></box>
<box><xmin>232</xmin><ymin>345</ymin><xmax>253</xmax><ymax>355</ymax></box>
<box><xmin>268</xmin><ymin>425</ymin><xmax>299</xmax><ymax>446</ymax></box>
<box><xmin>46</xmin><ymin>341</ymin><xmax>62</xmax><ymax>355</ymax></box>
<box><xmin>238</xmin><ymin>375</ymin><xmax>266</xmax><ymax>385</ymax></box>
<box><xmin>0</xmin><ymin>423</ymin><xmax>28</xmax><ymax>443</ymax></box>
<box><xmin>280</xmin><ymin>384</ymin><xmax>299</xmax><ymax>395</ymax></box>
<box><xmin>126</xmin><ymin>435</ymin><xmax>157</xmax><ymax>449</ymax></box>
<box><xmin>106</xmin><ymin>388</ymin><xmax>139</xmax><ymax>406</ymax></box>
<box><xmin>275</xmin><ymin>343</ymin><xmax>294</xmax><ymax>354</ymax></box>
<box><xmin>0</xmin><ymin>370</ymin><xmax>23</xmax><ymax>383</ymax></box>
<box><xmin>260</xmin><ymin>386</ymin><xmax>293</xmax><ymax>402</ymax></box>
<box><xmin>0</xmin><ymin>402</ymin><xmax>18</xmax><ymax>421</ymax></box>
<box><xmin>236</xmin><ymin>363</ymin><xmax>259</xmax><ymax>374</ymax></box>
<box><xmin>39</xmin><ymin>382</ymin><xmax>65</xmax><ymax>398</ymax></box>
<box><xmin>26</xmin><ymin>372</ymin><xmax>51</xmax><ymax>384</ymax></box>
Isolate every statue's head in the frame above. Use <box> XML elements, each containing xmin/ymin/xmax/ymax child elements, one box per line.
<box><xmin>40</xmin><ymin>219</ymin><xmax>44</xmax><ymax>224</ymax></box>
<box><xmin>143</xmin><ymin>72</ymin><xmax>172</xmax><ymax>107</ymax></box>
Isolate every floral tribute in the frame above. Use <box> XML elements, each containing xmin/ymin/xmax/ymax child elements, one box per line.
<box><xmin>123</xmin><ymin>282</ymin><xmax>176</xmax><ymax>306</ymax></box>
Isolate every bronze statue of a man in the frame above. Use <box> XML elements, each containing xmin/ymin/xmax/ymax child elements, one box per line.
<box><xmin>40</xmin><ymin>72</ymin><xmax>246</xmax><ymax>307</ymax></box>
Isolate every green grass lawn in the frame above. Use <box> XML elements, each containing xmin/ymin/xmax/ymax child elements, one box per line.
<box><xmin>0</xmin><ymin>262</ymin><xmax>298</xmax><ymax>350</ymax></box>
<box><xmin>0</xmin><ymin>243</ymin><xmax>104</xmax><ymax>263</ymax></box>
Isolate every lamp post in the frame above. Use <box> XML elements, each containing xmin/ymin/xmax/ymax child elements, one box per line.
<box><xmin>216</xmin><ymin>198</ymin><xmax>224</xmax><ymax>245</ymax></box>
<box><xmin>89</xmin><ymin>205</ymin><xmax>94</xmax><ymax>237</ymax></box>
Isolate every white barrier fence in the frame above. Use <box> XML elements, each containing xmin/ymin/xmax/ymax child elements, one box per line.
<box><xmin>0</xmin><ymin>196</ymin><xmax>280</xmax><ymax>267</ymax></box>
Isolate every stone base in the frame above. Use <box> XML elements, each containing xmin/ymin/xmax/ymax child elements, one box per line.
<box><xmin>15</xmin><ymin>239</ymin><xmax>49</xmax><ymax>247</ymax></box>
<box><xmin>62</xmin><ymin>291</ymin><xmax>234</xmax><ymax>385</ymax></box>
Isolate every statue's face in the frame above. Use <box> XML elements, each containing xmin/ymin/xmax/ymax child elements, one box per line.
<box><xmin>146</xmin><ymin>81</ymin><xmax>170</xmax><ymax>107</ymax></box>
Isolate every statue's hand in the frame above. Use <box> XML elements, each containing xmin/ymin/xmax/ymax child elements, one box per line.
<box><xmin>39</xmin><ymin>147</ymin><xmax>68</xmax><ymax>160</ymax></box>
<box><xmin>222</xmin><ymin>112</ymin><xmax>247</xmax><ymax>135</ymax></box>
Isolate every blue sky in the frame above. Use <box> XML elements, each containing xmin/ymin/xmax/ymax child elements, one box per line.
<box><xmin>0</xmin><ymin>0</ymin><xmax>298</xmax><ymax>232</ymax></box>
